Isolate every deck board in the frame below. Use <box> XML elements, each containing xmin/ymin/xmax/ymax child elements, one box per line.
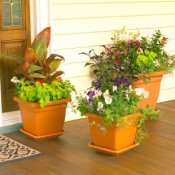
<box><xmin>0</xmin><ymin>100</ymin><xmax>175</xmax><ymax>175</ymax></box>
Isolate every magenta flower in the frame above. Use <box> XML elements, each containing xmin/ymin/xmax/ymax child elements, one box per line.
<box><xmin>135</xmin><ymin>39</ymin><xmax>140</xmax><ymax>45</ymax></box>
<box><xmin>128</xmin><ymin>39</ymin><xmax>133</xmax><ymax>44</ymax></box>
<box><xmin>114</xmin><ymin>51</ymin><xmax>120</xmax><ymax>57</ymax></box>
<box><xmin>113</xmin><ymin>61</ymin><xmax>119</xmax><ymax>65</ymax></box>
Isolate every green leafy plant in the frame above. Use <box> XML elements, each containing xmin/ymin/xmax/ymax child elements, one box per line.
<box><xmin>74</xmin><ymin>78</ymin><xmax>159</xmax><ymax>143</ymax></box>
<box><xmin>0</xmin><ymin>27</ymin><xmax>76</xmax><ymax>107</ymax></box>
<box><xmin>15</xmin><ymin>79</ymin><xmax>75</xmax><ymax>108</ymax></box>
<box><xmin>83</xmin><ymin>27</ymin><xmax>175</xmax><ymax>82</ymax></box>
<box><xmin>0</xmin><ymin>27</ymin><xmax>64</xmax><ymax>83</ymax></box>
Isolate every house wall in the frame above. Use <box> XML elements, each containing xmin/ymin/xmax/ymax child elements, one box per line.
<box><xmin>49</xmin><ymin>0</ymin><xmax>175</xmax><ymax>111</ymax></box>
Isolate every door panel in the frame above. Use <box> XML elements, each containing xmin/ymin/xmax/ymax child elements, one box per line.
<box><xmin>0</xmin><ymin>0</ymin><xmax>30</xmax><ymax>112</ymax></box>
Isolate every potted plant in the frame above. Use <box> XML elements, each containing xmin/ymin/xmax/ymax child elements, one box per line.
<box><xmin>73</xmin><ymin>72</ymin><xmax>159</xmax><ymax>155</ymax></box>
<box><xmin>82</xmin><ymin>27</ymin><xmax>175</xmax><ymax>108</ymax></box>
<box><xmin>0</xmin><ymin>27</ymin><xmax>75</xmax><ymax>140</ymax></box>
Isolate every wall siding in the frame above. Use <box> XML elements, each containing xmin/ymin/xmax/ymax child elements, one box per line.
<box><xmin>49</xmin><ymin>0</ymin><xmax>175</xmax><ymax>120</ymax></box>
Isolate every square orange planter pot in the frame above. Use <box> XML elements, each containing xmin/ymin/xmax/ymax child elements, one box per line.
<box><xmin>86</xmin><ymin>113</ymin><xmax>141</xmax><ymax>155</ymax></box>
<box><xmin>14</xmin><ymin>96</ymin><xmax>71</xmax><ymax>140</ymax></box>
<box><xmin>132</xmin><ymin>70</ymin><xmax>167</xmax><ymax>108</ymax></box>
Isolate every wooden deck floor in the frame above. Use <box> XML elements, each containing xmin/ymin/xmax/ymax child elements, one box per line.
<box><xmin>1</xmin><ymin>100</ymin><xmax>175</xmax><ymax>175</ymax></box>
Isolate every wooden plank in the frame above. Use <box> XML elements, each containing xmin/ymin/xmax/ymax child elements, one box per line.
<box><xmin>51</xmin><ymin>0</ymin><xmax>175</xmax><ymax>4</ymax></box>
<box><xmin>52</xmin><ymin>15</ymin><xmax>175</xmax><ymax>35</ymax></box>
<box><xmin>50</xmin><ymin>2</ymin><xmax>175</xmax><ymax>19</ymax></box>
<box><xmin>1</xmin><ymin>100</ymin><xmax>175</xmax><ymax>174</ymax></box>
<box><xmin>51</xmin><ymin>31</ymin><xmax>175</xmax><ymax>51</ymax></box>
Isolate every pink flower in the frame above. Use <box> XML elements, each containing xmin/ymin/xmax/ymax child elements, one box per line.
<box><xmin>128</xmin><ymin>39</ymin><xmax>133</xmax><ymax>44</ymax></box>
<box><xmin>114</xmin><ymin>51</ymin><xmax>120</xmax><ymax>57</ymax></box>
<box><xmin>135</xmin><ymin>39</ymin><xmax>140</xmax><ymax>45</ymax></box>
<box><xmin>113</xmin><ymin>61</ymin><xmax>119</xmax><ymax>65</ymax></box>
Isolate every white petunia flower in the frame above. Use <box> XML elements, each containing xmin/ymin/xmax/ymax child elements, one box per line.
<box><xmin>126</xmin><ymin>94</ymin><xmax>129</xmax><ymax>101</ymax></box>
<box><xmin>168</xmin><ymin>59</ymin><xmax>173</xmax><ymax>65</ymax></box>
<box><xmin>113</xmin><ymin>86</ymin><xmax>118</xmax><ymax>92</ymax></box>
<box><xmin>154</xmin><ymin>60</ymin><xmax>160</xmax><ymax>67</ymax></box>
<box><xmin>95</xmin><ymin>90</ymin><xmax>102</xmax><ymax>97</ymax></box>
<box><xmin>135</xmin><ymin>88</ymin><xmax>144</xmax><ymax>96</ymax></box>
<box><xmin>103</xmin><ymin>90</ymin><xmax>110</xmax><ymax>98</ymax></box>
<box><xmin>97</xmin><ymin>102</ymin><xmax>103</xmax><ymax>111</ymax></box>
<box><xmin>104</xmin><ymin>96</ymin><xmax>113</xmax><ymax>104</ymax></box>
<box><xmin>90</xmin><ymin>87</ymin><xmax>95</xmax><ymax>91</ymax></box>
<box><xmin>11</xmin><ymin>76</ymin><xmax>20</xmax><ymax>83</ymax></box>
<box><xmin>129</xmin><ymin>85</ymin><xmax>133</xmax><ymax>91</ymax></box>
<box><xmin>85</xmin><ymin>95</ymin><xmax>90</xmax><ymax>101</ymax></box>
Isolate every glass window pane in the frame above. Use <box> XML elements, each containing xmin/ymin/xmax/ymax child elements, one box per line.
<box><xmin>13</xmin><ymin>2</ymin><xmax>22</xmax><ymax>26</ymax></box>
<box><xmin>2</xmin><ymin>0</ymin><xmax>22</xmax><ymax>27</ymax></box>
<box><xmin>2</xmin><ymin>2</ymin><xmax>12</xmax><ymax>26</ymax></box>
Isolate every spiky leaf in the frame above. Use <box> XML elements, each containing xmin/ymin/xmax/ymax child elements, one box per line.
<box><xmin>48</xmin><ymin>59</ymin><xmax>62</xmax><ymax>73</ymax></box>
<box><xmin>28</xmin><ymin>72</ymin><xmax>46</xmax><ymax>79</ymax></box>
<box><xmin>32</xmin><ymin>39</ymin><xmax>47</xmax><ymax>62</ymax></box>
<box><xmin>46</xmin><ymin>54</ymin><xmax>64</xmax><ymax>64</ymax></box>
<box><xmin>28</xmin><ymin>65</ymin><xmax>43</xmax><ymax>73</ymax></box>
<box><xmin>24</xmin><ymin>48</ymin><xmax>37</xmax><ymax>63</ymax></box>
<box><xmin>0</xmin><ymin>53</ymin><xmax>24</xmax><ymax>64</ymax></box>
<box><xmin>32</xmin><ymin>27</ymin><xmax>51</xmax><ymax>48</ymax></box>
<box><xmin>52</xmin><ymin>71</ymin><xmax>64</xmax><ymax>79</ymax></box>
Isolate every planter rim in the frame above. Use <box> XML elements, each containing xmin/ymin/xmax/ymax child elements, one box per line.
<box><xmin>14</xmin><ymin>96</ymin><xmax>71</xmax><ymax>108</ymax></box>
<box><xmin>137</xmin><ymin>70</ymin><xmax>168</xmax><ymax>79</ymax></box>
<box><xmin>85</xmin><ymin>112</ymin><xmax>141</xmax><ymax>118</ymax></box>
<box><xmin>86</xmin><ymin>112</ymin><xmax>141</xmax><ymax>127</ymax></box>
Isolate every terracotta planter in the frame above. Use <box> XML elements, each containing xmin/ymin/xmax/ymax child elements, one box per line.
<box><xmin>14</xmin><ymin>96</ymin><xmax>71</xmax><ymax>140</ymax></box>
<box><xmin>86</xmin><ymin>113</ymin><xmax>141</xmax><ymax>155</ymax></box>
<box><xmin>132</xmin><ymin>70</ymin><xmax>167</xmax><ymax>108</ymax></box>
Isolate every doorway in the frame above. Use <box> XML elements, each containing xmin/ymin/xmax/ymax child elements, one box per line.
<box><xmin>0</xmin><ymin>0</ymin><xmax>30</xmax><ymax>112</ymax></box>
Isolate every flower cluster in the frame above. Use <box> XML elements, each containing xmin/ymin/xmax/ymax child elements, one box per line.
<box><xmin>76</xmin><ymin>79</ymin><xmax>147</xmax><ymax>125</ymax></box>
<box><xmin>84</xmin><ymin>27</ymin><xmax>175</xmax><ymax>82</ymax></box>
<box><xmin>75</xmin><ymin>27</ymin><xmax>161</xmax><ymax>142</ymax></box>
<box><xmin>0</xmin><ymin>27</ymin><xmax>76</xmax><ymax>107</ymax></box>
<box><xmin>109</xmin><ymin>27</ymin><xmax>175</xmax><ymax>80</ymax></box>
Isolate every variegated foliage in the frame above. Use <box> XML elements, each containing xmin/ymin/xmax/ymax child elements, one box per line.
<box><xmin>0</xmin><ymin>27</ymin><xmax>64</xmax><ymax>83</ymax></box>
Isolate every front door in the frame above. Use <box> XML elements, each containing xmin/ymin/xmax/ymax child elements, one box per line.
<box><xmin>0</xmin><ymin>0</ymin><xmax>30</xmax><ymax>112</ymax></box>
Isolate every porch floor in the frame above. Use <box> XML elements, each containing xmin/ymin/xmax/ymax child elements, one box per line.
<box><xmin>0</xmin><ymin>100</ymin><xmax>175</xmax><ymax>175</ymax></box>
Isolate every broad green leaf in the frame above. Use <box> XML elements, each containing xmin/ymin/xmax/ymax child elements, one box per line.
<box><xmin>144</xmin><ymin>49</ymin><xmax>149</xmax><ymax>56</ymax></box>
<box><xmin>46</xmin><ymin>54</ymin><xmax>64</xmax><ymax>64</ymax></box>
<box><xmin>52</xmin><ymin>71</ymin><xmax>64</xmax><ymax>79</ymax></box>
<box><xmin>28</xmin><ymin>65</ymin><xmax>43</xmax><ymax>73</ymax></box>
<box><xmin>48</xmin><ymin>59</ymin><xmax>62</xmax><ymax>73</ymax></box>
<box><xmin>149</xmin><ymin>51</ymin><xmax>157</xmax><ymax>59</ymax></box>
<box><xmin>32</xmin><ymin>39</ymin><xmax>47</xmax><ymax>62</ymax></box>
<box><xmin>28</xmin><ymin>72</ymin><xmax>46</xmax><ymax>78</ymax></box>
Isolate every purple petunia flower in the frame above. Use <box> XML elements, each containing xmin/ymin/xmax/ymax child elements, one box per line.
<box><xmin>113</xmin><ymin>77</ymin><xmax>130</xmax><ymax>87</ymax></box>
<box><xmin>87</xmin><ymin>90</ymin><xmax>95</xmax><ymax>97</ymax></box>
<box><xmin>95</xmin><ymin>81</ymin><xmax>102</xmax><ymax>89</ymax></box>
<box><xmin>85</xmin><ymin>90</ymin><xmax>95</xmax><ymax>104</ymax></box>
<box><xmin>86</xmin><ymin>99</ymin><xmax>91</xmax><ymax>104</ymax></box>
